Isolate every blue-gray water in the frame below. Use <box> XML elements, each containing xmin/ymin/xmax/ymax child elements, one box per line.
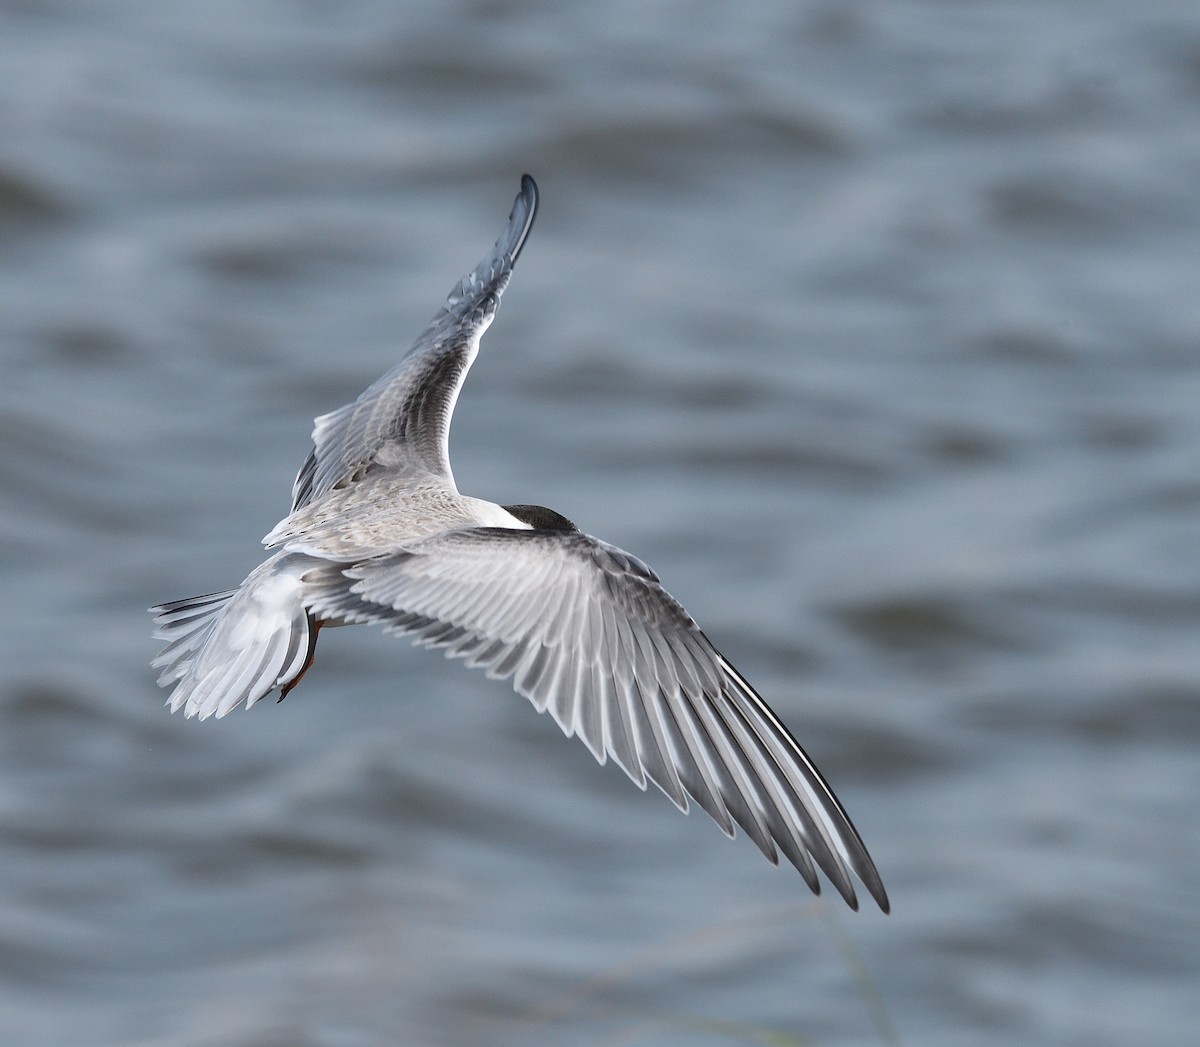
<box><xmin>2</xmin><ymin>3</ymin><xmax>1197</xmax><ymax>1045</ymax></box>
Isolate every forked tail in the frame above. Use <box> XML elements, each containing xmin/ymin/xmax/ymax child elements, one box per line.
<box><xmin>150</xmin><ymin>553</ymin><xmax>325</xmax><ymax>719</ymax></box>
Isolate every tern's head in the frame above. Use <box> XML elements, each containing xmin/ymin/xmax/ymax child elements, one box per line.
<box><xmin>503</xmin><ymin>504</ymin><xmax>579</xmax><ymax>532</ymax></box>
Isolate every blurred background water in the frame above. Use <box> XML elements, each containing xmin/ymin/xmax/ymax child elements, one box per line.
<box><xmin>1</xmin><ymin>2</ymin><xmax>1198</xmax><ymax>1045</ymax></box>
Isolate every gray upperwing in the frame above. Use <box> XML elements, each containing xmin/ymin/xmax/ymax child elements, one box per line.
<box><xmin>291</xmin><ymin>175</ymin><xmax>539</xmax><ymax>510</ymax></box>
<box><xmin>304</xmin><ymin>525</ymin><xmax>888</xmax><ymax>912</ymax></box>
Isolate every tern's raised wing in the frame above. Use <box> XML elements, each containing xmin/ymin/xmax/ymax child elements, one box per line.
<box><xmin>290</xmin><ymin>176</ymin><xmax>538</xmax><ymax>511</ymax></box>
<box><xmin>309</xmin><ymin>526</ymin><xmax>889</xmax><ymax>912</ymax></box>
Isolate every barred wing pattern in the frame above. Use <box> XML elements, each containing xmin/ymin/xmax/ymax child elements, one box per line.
<box><xmin>308</xmin><ymin>527</ymin><xmax>889</xmax><ymax>912</ymax></box>
<box><xmin>291</xmin><ymin>176</ymin><xmax>539</xmax><ymax>510</ymax></box>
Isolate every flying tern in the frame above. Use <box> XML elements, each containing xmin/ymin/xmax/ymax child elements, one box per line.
<box><xmin>151</xmin><ymin>176</ymin><xmax>889</xmax><ymax>912</ymax></box>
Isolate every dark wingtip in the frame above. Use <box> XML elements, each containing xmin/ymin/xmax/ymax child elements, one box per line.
<box><xmin>851</xmin><ymin>849</ymin><xmax>891</xmax><ymax>913</ymax></box>
<box><xmin>507</xmin><ymin>174</ymin><xmax>538</xmax><ymax>265</ymax></box>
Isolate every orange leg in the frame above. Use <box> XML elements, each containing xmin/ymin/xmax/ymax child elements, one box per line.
<box><xmin>278</xmin><ymin>617</ymin><xmax>324</xmax><ymax>702</ymax></box>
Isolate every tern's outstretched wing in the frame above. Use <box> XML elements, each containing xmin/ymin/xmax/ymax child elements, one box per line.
<box><xmin>309</xmin><ymin>527</ymin><xmax>889</xmax><ymax>912</ymax></box>
<box><xmin>290</xmin><ymin>176</ymin><xmax>538</xmax><ymax>510</ymax></box>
